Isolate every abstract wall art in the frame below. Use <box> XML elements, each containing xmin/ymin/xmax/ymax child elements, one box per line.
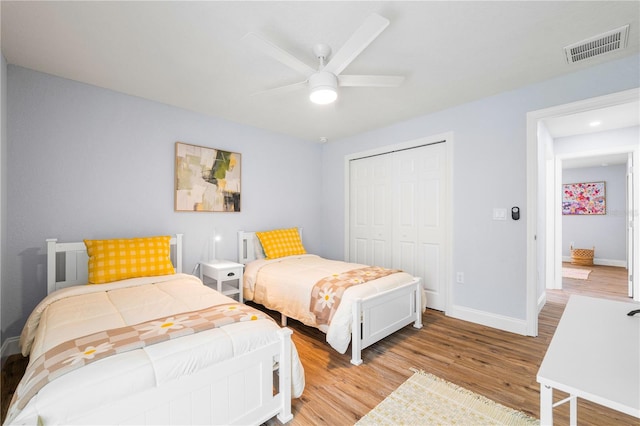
<box><xmin>175</xmin><ymin>142</ymin><xmax>241</xmax><ymax>212</ymax></box>
<box><xmin>562</xmin><ymin>181</ymin><xmax>605</xmax><ymax>215</ymax></box>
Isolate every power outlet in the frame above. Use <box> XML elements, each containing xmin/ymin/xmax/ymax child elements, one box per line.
<box><xmin>456</xmin><ymin>272</ymin><xmax>464</xmax><ymax>284</ymax></box>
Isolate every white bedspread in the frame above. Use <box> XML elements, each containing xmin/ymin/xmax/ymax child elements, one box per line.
<box><xmin>243</xmin><ymin>255</ymin><xmax>420</xmax><ymax>354</ymax></box>
<box><xmin>12</xmin><ymin>273</ymin><xmax>305</xmax><ymax>425</ymax></box>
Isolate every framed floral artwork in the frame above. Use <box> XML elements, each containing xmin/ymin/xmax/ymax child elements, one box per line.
<box><xmin>562</xmin><ymin>181</ymin><xmax>605</xmax><ymax>215</ymax></box>
<box><xmin>175</xmin><ymin>142</ymin><xmax>241</xmax><ymax>212</ymax></box>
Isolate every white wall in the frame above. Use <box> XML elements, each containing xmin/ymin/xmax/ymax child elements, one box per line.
<box><xmin>2</xmin><ymin>65</ymin><xmax>323</xmax><ymax>340</ymax></box>
<box><xmin>537</xmin><ymin>122</ymin><xmax>555</xmax><ymax>304</ymax></box>
<box><xmin>0</xmin><ymin>54</ymin><xmax>6</xmax><ymax>347</ymax></box>
<box><xmin>555</xmin><ymin>126</ymin><xmax>640</xmax><ymax>157</ymax></box>
<box><xmin>321</xmin><ymin>54</ymin><xmax>640</xmax><ymax>325</ymax></box>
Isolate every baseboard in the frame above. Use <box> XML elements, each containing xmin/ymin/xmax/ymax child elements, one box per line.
<box><xmin>562</xmin><ymin>256</ymin><xmax>627</xmax><ymax>268</ymax></box>
<box><xmin>1</xmin><ymin>336</ymin><xmax>20</xmax><ymax>368</ymax></box>
<box><xmin>447</xmin><ymin>304</ymin><xmax>528</xmax><ymax>336</ymax></box>
<box><xmin>537</xmin><ymin>292</ymin><xmax>547</xmax><ymax>313</ymax></box>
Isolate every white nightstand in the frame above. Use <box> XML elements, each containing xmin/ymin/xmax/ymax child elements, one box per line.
<box><xmin>199</xmin><ymin>260</ymin><xmax>244</xmax><ymax>303</ymax></box>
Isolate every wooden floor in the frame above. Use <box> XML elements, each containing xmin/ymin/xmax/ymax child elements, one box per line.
<box><xmin>2</xmin><ymin>264</ymin><xmax>637</xmax><ymax>425</ymax></box>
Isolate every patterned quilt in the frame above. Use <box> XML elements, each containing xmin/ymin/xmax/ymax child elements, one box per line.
<box><xmin>310</xmin><ymin>266</ymin><xmax>401</xmax><ymax>326</ymax></box>
<box><xmin>6</xmin><ymin>303</ymin><xmax>267</xmax><ymax>423</ymax></box>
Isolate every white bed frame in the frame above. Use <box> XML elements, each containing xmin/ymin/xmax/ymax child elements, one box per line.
<box><xmin>46</xmin><ymin>235</ymin><xmax>186</xmax><ymax>293</ymax></box>
<box><xmin>43</xmin><ymin>235</ymin><xmax>294</xmax><ymax>425</ymax></box>
<box><xmin>238</xmin><ymin>230</ymin><xmax>423</xmax><ymax>365</ymax></box>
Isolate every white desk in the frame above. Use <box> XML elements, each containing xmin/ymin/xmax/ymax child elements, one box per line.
<box><xmin>537</xmin><ymin>295</ymin><xmax>640</xmax><ymax>425</ymax></box>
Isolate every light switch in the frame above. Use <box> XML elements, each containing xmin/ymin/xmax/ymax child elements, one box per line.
<box><xmin>493</xmin><ymin>208</ymin><xmax>507</xmax><ymax>221</ymax></box>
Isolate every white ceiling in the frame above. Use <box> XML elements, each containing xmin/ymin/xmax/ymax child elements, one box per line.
<box><xmin>2</xmin><ymin>1</ymin><xmax>639</xmax><ymax>143</ymax></box>
<box><xmin>544</xmin><ymin>101</ymin><xmax>640</xmax><ymax>139</ymax></box>
<box><xmin>545</xmin><ymin>100</ymin><xmax>639</xmax><ymax>169</ymax></box>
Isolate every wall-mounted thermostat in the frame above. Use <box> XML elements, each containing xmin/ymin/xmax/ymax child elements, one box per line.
<box><xmin>512</xmin><ymin>207</ymin><xmax>520</xmax><ymax>220</ymax></box>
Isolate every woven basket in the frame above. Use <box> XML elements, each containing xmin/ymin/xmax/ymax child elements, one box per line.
<box><xmin>570</xmin><ymin>245</ymin><xmax>595</xmax><ymax>266</ymax></box>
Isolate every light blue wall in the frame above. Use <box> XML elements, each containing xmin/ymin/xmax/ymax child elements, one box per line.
<box><xmin>321</xmin><ymin>54</ymin><xmax>640</xmax><ymax>320</ymax></box>
<box><xmin>555</xmin><ymin>125</ymin><xmax>639</xmax><ymax>263</ymax></box>
<box><xmin>3</xmin><ymin>54</ymin><xmax>639</xmax><ymax>343</ymax></box>
<box><xmin>3</xmin><ymin>66</ymin><xmax>322</xmax><ymax>339</ymax></box>
<box><xmin>562</xmin><ymin>164</ymin><xmax>627</xmax><ymax>262</ymax></box>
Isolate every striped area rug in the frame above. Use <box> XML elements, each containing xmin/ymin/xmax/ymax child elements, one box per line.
<box><xmin>356</xmin><ymin>369</ymin><xmax>538</xmax><ymax>425</ymax></box>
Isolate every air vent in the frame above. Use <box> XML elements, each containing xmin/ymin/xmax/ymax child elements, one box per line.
<box><xmin>564</xmin><ymin>25</ymin><xmax>629</xmax><ymax>64</ymax></box>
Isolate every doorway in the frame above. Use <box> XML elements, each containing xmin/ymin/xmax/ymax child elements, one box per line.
<box><xmin>556</xmin><ymin>154</ymin><xmax>631</xmax><ymax>297</ymax></box>
<box><xmin>525</xmin><ymin>88</ymin><xmax>640</xmax><ymax>337</ymax></box>
<box><xmin>555</xmin><ymin>263</ymin><xmax>630</xmax><ymax>304</ymax></box>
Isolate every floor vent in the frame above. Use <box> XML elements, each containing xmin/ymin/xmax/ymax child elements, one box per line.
<box><xmin>564</xmin><ymin>25</ymin><xmax>629</xmax><ymax>64</ymax></box>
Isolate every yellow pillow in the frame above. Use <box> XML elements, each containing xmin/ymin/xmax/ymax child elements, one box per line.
<box><xmin>256</xmin><ymin>228</ymin><xmax>306</xmax><ymax>259</ymax></box>
<box><xmin>84</xmin><ymin>236</ymin><xmax>175</xmax><ymax>284</ymax></box>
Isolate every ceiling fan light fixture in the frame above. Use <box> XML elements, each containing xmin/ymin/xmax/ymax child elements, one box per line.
<box><xmin>309</xmin><ymin>71</ymin><xmax>338</xmax><ymax>105</ymax></box>
<box><xmin>310</xmin><ymin>88</ymin><xmax>337</xmax><ymax>105</ymax></box>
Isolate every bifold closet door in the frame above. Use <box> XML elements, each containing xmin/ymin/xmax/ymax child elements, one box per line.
<box><xmin>349</xmin><ymin>153</ymin><xmax>393</xmax><ymax>268</ymax></box>
<box><xmin>348</xmin><ymin>142</ymin><xmax>447</xmax><ymax>311</ymax></box>
<box><xmin>393</xmin><ymin>143</ymin><xmax>447</xmax><ymax>310</ymax></box>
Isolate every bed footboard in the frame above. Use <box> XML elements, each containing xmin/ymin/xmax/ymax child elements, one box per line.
<box><xmin>48</xmin><ymin>328</ymin><xmax>294</xmax><ymax>425</ymax></box>
<box><xmin>350</xmin><ymin>279</ymin><xmax>423</xmax><ymax>365</ymax></box>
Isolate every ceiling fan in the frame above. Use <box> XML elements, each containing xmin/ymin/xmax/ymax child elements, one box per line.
<box><xmin>244</xmin><ymin>13</ymin><xmax>404</xmax><ymax>105</ymax></box>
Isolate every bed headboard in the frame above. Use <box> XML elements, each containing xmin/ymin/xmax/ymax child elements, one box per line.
<box><xmin>237</xmin><ymin>229</ymin><xmax>303</xmax><ymax>264</ymax></box>
<box><xmin>46</xmin><ymin>234</ymin><xmax>183</xmax><ymax>294</ymax></box>
<box><xmin>237</xmin><ymin>231</ymin><xmax>258</xmax><ymax>264</ymax></box>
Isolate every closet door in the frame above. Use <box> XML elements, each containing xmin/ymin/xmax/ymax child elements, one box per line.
<box><xmin>349</xmin><ymin>142</ymin><xmax>448</xmax><ymax>311</ymax></box>
<box><xmin>349</xmin><ymin>154</ymin><xmax>393</xmax><ymax>267</ymax></box>
<box><xmin>411</xmin><ymin>143</ymin><xmax>447</xmax><ymax>310</ymax></box>
<box><xmin>393</xmin><ymin>148</ymin><xmax>419</xmax><ymax>272</ymax></box>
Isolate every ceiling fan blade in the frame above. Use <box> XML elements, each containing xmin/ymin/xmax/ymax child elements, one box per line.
<box><xmin>338</xmin><ymin>75</ymin><xmax>405</xmax><ymax>87</ymax></box>
<box><xmin>323</xmin><ymin>13</ymin><xmax>390</xmax><ymax>76</ymax></box>
<box><xmin>243</xmin><ymin>32</ymin><xmax>315</xmax><ymax>76</ymax></box>
<box><xmin>251</xmin><ymin>80</ymin><xmax>308</xmax><ymax>97</ymax></box>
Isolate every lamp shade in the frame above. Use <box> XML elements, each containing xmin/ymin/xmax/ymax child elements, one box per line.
<box><xmin>309</xmin><ymin>72</ymin><xmax>338</xmax><ymax>105</ymax></box>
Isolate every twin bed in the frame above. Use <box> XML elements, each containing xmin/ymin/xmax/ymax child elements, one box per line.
<box><xmin>238</xmin><ymin>228</ymin><xmax>424</xmax><ymax>366</ymax></box>
<box><xmin>7</xmin><ymin>235</ymin><xmax>304</xmax><ymax>425</ymax></box>
<box><xmin>7</xmin><ymin>228</ymin><xmax>424</xmax><ymax>425</ymax></box>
